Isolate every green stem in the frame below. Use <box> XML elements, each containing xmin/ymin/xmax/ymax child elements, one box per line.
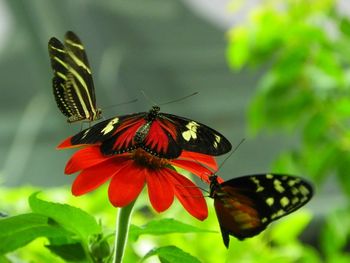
<box><xmin>113</xmin><ymin>200</ymin><xmax>136</xmax><ymax>263</ymax></box>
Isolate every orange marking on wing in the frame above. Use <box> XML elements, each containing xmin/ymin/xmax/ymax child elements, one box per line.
<box><xmin>215</xmin><ymin>186</ymin><xmax>262</xmax><ymax>234</ymax></box>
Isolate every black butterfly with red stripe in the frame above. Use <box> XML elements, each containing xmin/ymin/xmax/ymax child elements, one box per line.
<box><xmin>209</xmin><ymin>173</ymin><xmax>313</xmax><ymax>248</ymax></box>
<box><xmin>60</xmin><ymin>105</ymin><xmax>232</xmax><ymax>159</ymax></box>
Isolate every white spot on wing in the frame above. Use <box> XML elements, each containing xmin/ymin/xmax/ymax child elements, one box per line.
<box><xmin>266</xmin><ymin>197</ymin><xmax>274</xmax><ymax>206</ymax></box>
<box><xmin>182</xmin><ymin>121</ymin><xmax>200</xmax><ymax>141</ymax></box>
<box><xmin>280</xmin><ymin>196</ymin><xmax>290</xmax><ymax>207</ymax></box>
<box><xmin>274</xmin><ymin>179</ymin><xmax>285</xmax><ymax>193</ymax></box>
<box><xmin>101</xmin><ymin>117</ymin><xmax>119</xmax><ymax>135</ymax></box>
<box><xmin>213</xmin><ymin>134</ymin><xmax>221</xmax><ymax>148</ymax></box>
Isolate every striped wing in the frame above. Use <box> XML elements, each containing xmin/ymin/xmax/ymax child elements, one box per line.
<box><xmin>48</xmin><ymin>31</ymin><xmax>101</xmax><ymax>123</ymax></box>
<box><xmin>212</xmin><ymin>174</ymin><xmax>313</xmax><ymax>248</ymax></box>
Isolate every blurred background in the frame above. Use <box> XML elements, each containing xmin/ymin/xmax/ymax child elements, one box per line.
<box><xmin>1</xmin><ymin>0</ymin><xmax>350</xmax><ymax>262</ymax></box>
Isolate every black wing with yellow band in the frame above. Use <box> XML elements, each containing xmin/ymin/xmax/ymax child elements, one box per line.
<box><xmin>48</xmin><ymin>31</ymin><xmax>101</xmax><ymax>123</ymax></box>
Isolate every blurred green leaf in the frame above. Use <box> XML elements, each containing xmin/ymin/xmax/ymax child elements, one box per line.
<box><xmin>0</xmin><ymin>213</ymin><xmax>72</xmax><ymax>254</ymax></box>
<box><xmin>226</xmin><ymin>26</ymin><xmax>250</xmax><ymax>69</ymax></box>
<box><xmin>143</xmin><ymin>246</ymin><xmax>201</xmax><ymax>263</ymax></box>
<box><xmin>129</xmin><ymin>218</ymin><xmax>215</xmax><ymax>241</ymax></box>
<box><xmin>336</xmin><ymin>154</ymin><xmax>350</xmax><ymax>196</ymax></box>
<box><xmin>303</xmin><ymin>112</ymin><xmax>328</xmax><ymax>143</ymax></box>
<box><xmin>270</xmin><ymin>211</ymin><xmax>313</xmax><ymax>245</ymax></box>
<box><xmin>29</xmin><ymin>193</ymin><xmax>101</xmax><ymax>242</ymax></box>
<box><xmin>0</xmin><ymin>255</ymin><xmax>11</xmax><ymax>263</ymax></box>
<box><xmin>320</xmin><ymin>208</ymin><xmax>350</xmax><ymax>258</ymax></box>
<box><xmin>339</xmin><ymin>17</ymin><xmax>350</xmax><ymax>37</ymax></box>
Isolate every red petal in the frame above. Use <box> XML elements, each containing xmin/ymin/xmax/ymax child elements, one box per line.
<box><xmin>71</xmin><ymin>159</ymin><xmax>126</xmax><ymax>196</ymax></box>
<box><xmin>65</xmin><ymin>146</ymin><xmax>130</xmax><ymax>174</ymax></box>
<box><xmin>108</xmin><ymin>162</ymin><xmax>146</xmax><ymax>207</ymax></box>
<box><xmin>179</xmin><ymin>151</ymin><xmax>218</xmax><ymax>171</ymax></box>
<box><xmin>166</xmin><ymin>169</ymin><xmax>208</xmax><ymax>221</ymax></box>
<box><xmin>65</xmin><ymin>146</ymin><xmax>107</xmax><ymax>174</ymax></box>
<box><xmin>171</xmin><ymin>159</ymin><xmax>213</xmax><ymax>184</ymax></box>
<box><xmin>146</xmin><ymin>169</ymin><xmax>174</xmax><ymax>212</ymax></box>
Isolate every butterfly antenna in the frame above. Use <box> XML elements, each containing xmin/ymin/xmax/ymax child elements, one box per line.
<box><xmin>140</xmin><ymin>90</ymin><xmax>158</xmax><ymax>106</ymax></box>
<box><xmin>102</xmin><ymin>98</ymin><xmax>138</xmax><ymax>110</ymax></box>
<box><xmin>159</xmin><ymin>92</ymin><xmax>199</xmax><ymax>106</ymax></box>
<box><xmin>216</xmin><ymin>138</ymin><xmax>246</xmax><ymax>174</ymax></box>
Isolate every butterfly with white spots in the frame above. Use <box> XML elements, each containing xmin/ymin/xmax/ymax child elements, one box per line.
<box><xmin>208</xmin><ymin>173</ymin><xmax>313</xmax><ymax>248</ymax></box>
<box><xmin>59</xmin><ymin>105</ymin><xmax>232</xmax><ymax>158</ymax></box>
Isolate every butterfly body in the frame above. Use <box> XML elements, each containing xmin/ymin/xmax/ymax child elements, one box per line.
<box><xmin>209</xmin><ymin>174</ymin><xmax>313</xmax><ymax>248</ymax></box>
<box><xmin>63</xmin><ymin>105</ymin><xmax>232</xmax><ymax>158</ymax></box>
<box><xmin>48</xmin><ymin>31</ymin><xmax>101</xmax><ymax>123</ymax></box>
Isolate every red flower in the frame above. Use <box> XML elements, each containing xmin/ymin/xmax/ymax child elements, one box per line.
<box><xmin>61</xmin><ymin>144</ymin><xmax>219</xmax><ymax>220</ymax></box>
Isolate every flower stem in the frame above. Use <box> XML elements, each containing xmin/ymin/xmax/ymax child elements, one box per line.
<box><xmin>113</xmin><ymin>200</ymin><xmax>136</xmax><ymax>263</ymax></box>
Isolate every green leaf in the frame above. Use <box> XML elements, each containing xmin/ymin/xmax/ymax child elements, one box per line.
<box><xmin>303</xmin><ymin>112</ymin><xmax>328</xmax><ymax>143</ymax></box>
<box><xmin>29</xmin><ymin>193</ymin><xmax>101</xmax><ymax>242</ymax></box>
<box><xmin>269</xmin><ymin>211</ymin><xmax>312</xmax><ymax>245</ymax></box>
<box><xmin>336</xmin><ymin>154</ymin><xmax>350</xmax><ymax>197</ymax></box>
<box><xmin>226</xmin><ymin>26</ymin><xmax>250</xmax><ymax>69</ymax></box>
<box><xmin>320</xmin><ymin>209</ymin><xmax>350</xmax><ymax>258</ymax></box>
<box><xmin>0</xmin><ymin>213</ymin><xmax>72</xmax><ymax>254</ymax></box>
<box><xmin>340</xmin><ymin>17</ymin><xmax>350</xmax><ymax>37</ymax></box>
<box><xmin>45</xmin><ymin>243</ymin><xmax>86</xmax><ymax>262</ymax></box>
<box><xmin>0</xmin><ymin>255</ymin><xmax>11</xmax><ymax>263</ymax></box>
<box><xmin>143</xmin><ymin>246</ymin><xmax>201</xmax><ymax>263</ymax></box>
<box><xmin>129</xmin><ymin>218</ymin><xmax>215</xmax><ymax>241</ymax></box>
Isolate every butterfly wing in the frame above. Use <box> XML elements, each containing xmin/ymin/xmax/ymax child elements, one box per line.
<box><xmin>213</xmin><ymin>174</ymin><xmax>313</xmax><ymax>248</ymax></box>
<box><xmin>159</xmin><ymin>113</ymin><xmax>232</xmax><ymax>156</ymax></box>
<box><xmin>48</xmin><ymin>31</ymin><xmax>100</xmax><ymax>122</ymax></box>
<box><xmin>48</xmin><ymin>37</ymin><xmax>73</xmax><ymax>118</ymax></box>
<box><xmin>101</xmin><ymin>118</ymin><xmax>183</xmax><ymax>158</ymax></box>
<box><xmin>67</xmin><ymin>112</ymin><xmax>145</xmax><ymax>148</ymax></box>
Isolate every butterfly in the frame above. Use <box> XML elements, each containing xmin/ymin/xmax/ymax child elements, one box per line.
<box><xmin>208</xmin><ymin>173</ymin><xmax>313</xmax><ymax>248</ymax></box>
<box><xmin>48</xmin><ymin>31</ymin><xmax>101</xmax><ymax>123</ymax></box>
<box><xmin>58</xmin><ymin>105</ymin><xmax>232</xmax><ymax>159</ymax></box>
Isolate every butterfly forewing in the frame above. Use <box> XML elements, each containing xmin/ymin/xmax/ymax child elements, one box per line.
<box><xmin>211</xmin><ymin>174</ymin><xmax>313</xmax><ymax>248</ymax></box>
<box><xmin>48</xmin><ymin>31</ymin><xmax>101</xmax><ymax>123</ymax></box>
<box><xmin>160</xmin><ymin>113</ymin><xmax>232</xmax><ymax>156</ymax></box>
<box><xmin>70</xmin><ymin>113</ymin><xmax>145</xmax><ymax>146</ymax></box>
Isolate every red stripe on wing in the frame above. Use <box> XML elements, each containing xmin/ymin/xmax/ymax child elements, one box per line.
<box><xmin>158</xmin><ymin>118</ymin><xmax>178</xmax><ymax>140</ymax></box>
<box><xmin>112</xmin><ymin>118</ymin><xmax>146</xmax><ymax>151</ymax></box>
<box><xmin>144</xmin><ymin>120</ymin><xmax>171</xmax><ymax>154</ymax></box>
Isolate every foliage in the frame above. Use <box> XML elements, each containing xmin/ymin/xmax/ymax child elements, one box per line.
<box><xmin>226</xmin><ymin>0</ymin><xmax>350</xmax><ymax>261</ymax></box>
<box><xmin>0</xmin><ymin>186</ymin><xmax>316</xmax><ymax>262</ymax></box>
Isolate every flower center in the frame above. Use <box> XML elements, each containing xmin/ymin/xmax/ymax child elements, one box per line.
<box><xmin>132</xmin><ymin>149</ymin><xmax>170</xmax><ymax>170</ymax></box>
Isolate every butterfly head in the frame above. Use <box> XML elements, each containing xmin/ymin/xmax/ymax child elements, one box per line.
<box><xmin>147</xmin><ymin>105</ymin><xmax>160</xmax><ymax>121</ymax></box>
<box><xmin>208</xmin><ymin>174</ymin><xmax>220</xmax><ymax>198</ymax></box>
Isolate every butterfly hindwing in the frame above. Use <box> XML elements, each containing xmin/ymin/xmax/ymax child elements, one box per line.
<box><xmin>160</xmin><ymin>113</ymin><xmax>232</xmax><ymax>156</ymax></box>
<box><xmin>211</xmin><ymin>174</ymin><xmax>313</xmax><ymax>248</ymax></box>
